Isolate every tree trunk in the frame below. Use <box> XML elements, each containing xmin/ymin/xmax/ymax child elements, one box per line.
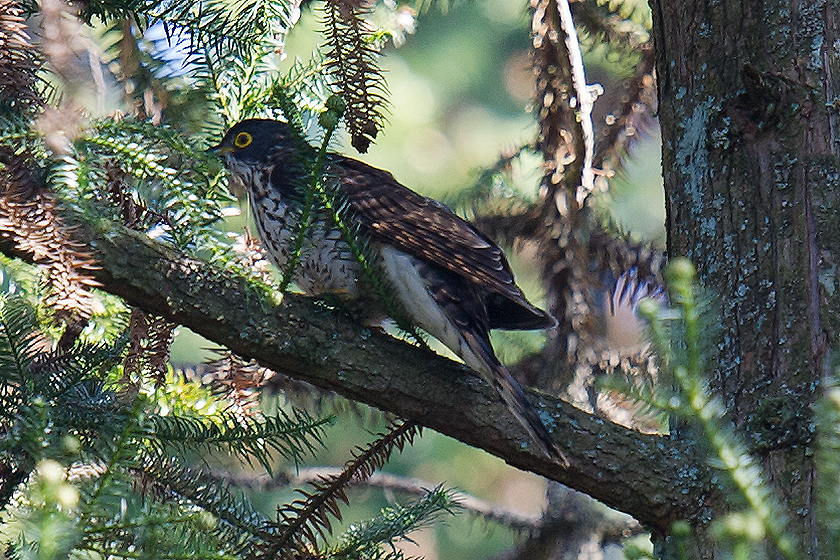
<box><xmin>651</xmin><ymin>0</ymin><xmax>839</xmax><ymax>557</ymax></box>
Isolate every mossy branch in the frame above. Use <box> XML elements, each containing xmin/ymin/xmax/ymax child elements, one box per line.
<box><xmin>0</xmin><ymin>216</ymin><xmax>715</xmax><ymax>533</ymax></box>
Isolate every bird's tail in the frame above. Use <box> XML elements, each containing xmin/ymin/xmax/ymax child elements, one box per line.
<box><xmin>460</xmin><ymin>331</ymin><xmax>563</xmax><ymax>461</ymax></box>
<box><xmin>490</xmin><ymin>360</ymin><xmax>564</xmax><ymax>461</ymax></box>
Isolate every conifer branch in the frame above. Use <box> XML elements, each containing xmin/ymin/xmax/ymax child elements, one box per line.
<box><xmin>139</xmin><ymin>454</ymin><xmax>275</xmax><ymax>551</ymax></box>
<box><xmin>0</xmin><ymin>284</ymin><xmax>333</xmax><ymax>557</ymax></box>
<box><xmin>196</xmin><ymin>354</ymin><xmax>272</xmax><ymax>416</ymax></box>
<box><xmin>207</xmin><ymin>467</ymin><xmax>544</xmax><ymax>534</ymax></box>
<box><xmin>532</xmin><ymin>0</ymin><xmax>577</xmax><ymax>192</ymax></box>
<box><xmin>0</xmin><ymin>191</ymin><xmax>102</xmax><ymax>322</ymax></box>
<box><xmin>328</xmin><ymin>485</ymin><xmax>457</xmax><ymax>560</ymax></box>
<box><xmin>531</xmin><ymin>0</ymin><xmax>593</xmax><ymax>375</ymax></box>
<box><xmin>124</xmin><ymin>307</ymin><xmax>177</xmax><ymax>385</ymax></box>
<box><xmin>588</xmin><ymin>224</ymin><xmax>665</xmax><ymax>306</ymax></box>
<box><xmin>0</xmin><ymin>0</ymin><xmax>42</xmax><ymax>115</ymax></box>
<box><xmin>143</xmin><ymin>408</ymin><xmax>331</xmax><ymax>474</ymax></box>
<box><xmin>593</xmin><ymin>44</ymin><xmax>656</xmax><ymax>187</ymax></box>
<box><xmin>570</xmin><ymin>0</ymin><xmax>650</xmax><ymax>50</ymax></box>
<box><xmin>84</xmin><ymin>0</ymin><xmax>297</xmax><ymax>61</ymax></box>
<box><xmin>0</xmin><ymin>2</ymin><xmax>106</xmax><ymax>323</ymax></box>
<box><xmin>0</xmin><ymin>293</ymin><xmax>42</xmax><ymax>507</ymax></box>
<box><xmin>323</xmin><ymin>0</ymin><xmax>388</xmax><ymax>153</ymax></box>
<box><xmin>263</xmin><ymin>420</ymin><xmax>420</xmax><ymax>557</ymax></box>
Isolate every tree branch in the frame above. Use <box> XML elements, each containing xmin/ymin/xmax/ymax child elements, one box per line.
<box><xmin>0</xmin><ymin>219</ymin><xmax>711</xmax><ymax>532</ymax></box>
<box><xmin>208</xmin><ymin>466</ymin><xmax>545</xmax><ymax>533</ymax></box>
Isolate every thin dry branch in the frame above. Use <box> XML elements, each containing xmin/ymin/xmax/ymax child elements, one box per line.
<box><xmin>212</xmin><ymin>466</ymin><xmax>544</xmax><ymax>534</ymax></box>
<box><xmin>555</xmin><ymin>0</ymin><xmax>600</xmax><ymax>203</ymax></box>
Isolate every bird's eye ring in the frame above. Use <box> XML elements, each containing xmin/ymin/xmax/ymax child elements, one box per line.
<box><xmin>234</xmin><ymin>132</ymin><xmax>253</xmax><ymax>148</ymax></box>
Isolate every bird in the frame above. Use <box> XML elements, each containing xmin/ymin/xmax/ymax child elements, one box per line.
<box><xmin>210</xmin><ymin>118</ymin><xmax>560</xmax><ymax>458</ymax></box>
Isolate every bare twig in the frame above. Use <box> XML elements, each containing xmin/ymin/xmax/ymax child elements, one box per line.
<box><xmin>209</xmin><ymin>466</ymin><xmax>544</xmax><ymax>533</ymax></box>
<box><xmin>555</xmin><ymin>0</ymin><xmax>601</xmax><ymax>204</ymax></box>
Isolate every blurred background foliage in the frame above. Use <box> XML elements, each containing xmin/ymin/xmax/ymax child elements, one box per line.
<box><xmin>3</xmin><ymin>0</ymin><xmax>835</xmax><ymax>554</ymax></box>
<box><xmin>186</xmin><ymin>0</ymin><xmax>664</xmax><ymax>556</ymax></box>
<box><xmin>292</xmin><ymin>0</ymin><xmax>665</xmax><ymax>240</ymax></box>
<box><xmin>0</xmin><ymin>0</ymin><xmax>666</xmax><ymax>555</ymax></box>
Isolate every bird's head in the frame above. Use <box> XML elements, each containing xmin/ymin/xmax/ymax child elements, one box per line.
<box><xmin>209</xmin><ymin>119</ymin><xmax>296</xmax><ymax>164</ymax></box>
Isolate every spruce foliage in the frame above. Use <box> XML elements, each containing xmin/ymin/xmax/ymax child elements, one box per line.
<box><xmin>0</xmin><ymin>283</ymin><xmax>334</xmax><ymax>558</ymax></box>
<box><xmin>620</xmin><ymin>260</ymin><xmax>806</xmax><ymax>560</ymax></box>
<box><xmin>3</xmin><ymin>0</ymin><xmax>835</xmax><ymax>557</ymax></box>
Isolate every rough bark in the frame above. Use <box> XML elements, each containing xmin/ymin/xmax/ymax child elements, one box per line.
<box><xmin>0</xmin><ymin>219</ymin><xmax>708</xmax><ymax>533</ymax></box>
<box><xmin>651</xmin><ymin>0</ymin><xmax>840</xmax><ymax>557</ymax></box>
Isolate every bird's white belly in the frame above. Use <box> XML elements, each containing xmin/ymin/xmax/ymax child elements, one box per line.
<box><xmin>378</xmin><ymin>245</ymin><xmax>485</xmax><ymax>373</ymax></box>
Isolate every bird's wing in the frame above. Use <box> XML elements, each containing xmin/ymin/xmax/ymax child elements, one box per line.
<box><xmin>332</xmin><ymin>156</ymin><xmax>553</xmax><ymax>329</ymax></box>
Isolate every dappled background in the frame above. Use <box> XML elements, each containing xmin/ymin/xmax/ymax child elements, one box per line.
<box><xmin>0</xmin><ymin>0</ymin><xmax>663</xmax><ymax>556</ymax></box>
<box><xmin>167</xmin><ymin>1</ymin><xmax>664</xmax><ymax>557</ymax></box>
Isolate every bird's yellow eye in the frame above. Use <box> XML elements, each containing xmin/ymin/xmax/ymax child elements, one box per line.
<box><xmin>234</xmin><ymin>132</ymin><xmax>253</xmax><ymax>148</ymax></box>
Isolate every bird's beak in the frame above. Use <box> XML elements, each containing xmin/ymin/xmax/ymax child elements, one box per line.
<box><xmin>207</xmin><ymin>143</ymin><xmax>233</xmax><ymax>155</ymax></box>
